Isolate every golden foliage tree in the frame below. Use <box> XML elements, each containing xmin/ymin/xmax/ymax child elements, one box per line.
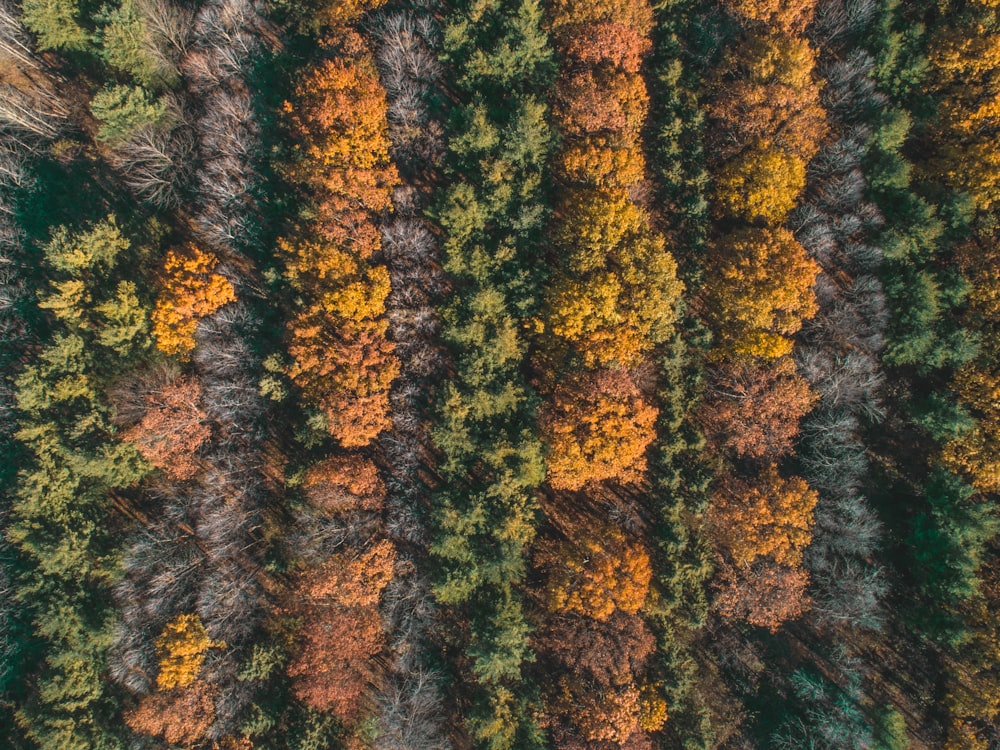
<box><xmin>702</xmin><ymin>227</ymin><xmax>819</xmax><ymax>359</ymax></box>
<box><xmin>722</xmin><ymin>0</ymin><xmax>817</xmax><ymax>32</ymax></box>
<box><xmin>547</xmin><ymin>189</ymin><xmax>682</xmax><ymax>368</ymax></box>
<box><xmin>155</xmin><ymin>614</ymin><xmax>224</xmax><ymax>691</ymax></box>
<box><xmin>151</xmin><ymin>246</ymin><xmax>236</xmax><ymax>357</ymax></box>
<box><xmin>537</xmin><ymin>521</ymin><xmax>652</xmax><ymax>621</ymax></box>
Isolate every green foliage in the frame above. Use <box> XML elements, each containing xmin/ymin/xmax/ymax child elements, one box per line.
<box><xmin>908</xmin><ymin>470</ymin><xmax>999</xmax><ymax>638</ymax></box>
<box><xmin>20</xmin><ymin>0</ymin><xmax>93</xmax><ymax>51</ymax></box>
<box><xmin>90</xmin><ymin>84</ymin><xmax>170</xmax><ymax>144</ymax></box>
<box><xmin>10</xmin><ymin>216</ymin><xmax>153</xmax><ymax>748</ymax></box>
<box><xmin>429</xmin><ymin>0</ymin><xmax>555</xmax><ymax>743</ymax></box>
<box><xmin>873</xmin><ymin>706</ymin><xmax>909</xmax><ymax>750</ymax></box>
<box><xmin>94</xmin><ymin>0</ymin><xmax>176</xmax><ymax>88</ymax></box>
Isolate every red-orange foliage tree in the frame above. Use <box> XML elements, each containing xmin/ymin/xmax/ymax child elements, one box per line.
<box><xmin>120</xmin><ymin>375</ymin><xmax>210</xmax><ymax>480</ymax></box>
<box><xmin>700</xmin><ymin>356</ymin><xmax>816</xmax><ymax>459</ymax></box>
<box><xmin>303</xmin><ymin>454</ymin><xmax>386</xmax><ymax>515</ymax></box>
<box><xmin>125</xmin><ymin>680</ymin><xmax>216</xmax><ymax>747</ymax></box>
<box><xmin>714</xmin><ymin>559</ymin><xmax>811</xmax><ymax>631</ymax></box>
<box><xmin>287</xmin><ymin>541</ymin><xmax>396</xmax><ymax>719</ymax></box>
<box><xmin>536</xmin><ymin>611</ymin><xmax>655</xmax><ymax>688</ymax></box>
<box><xmin>286</xmin><ymin>601</ymin><xmax>385</xmax><ymax>719</ymax></box>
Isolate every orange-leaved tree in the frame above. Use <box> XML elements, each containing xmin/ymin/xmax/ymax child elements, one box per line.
<box><xmin>303</xmin><ymin>454</ymin><xmax>386</xmax><ymax>515</ymax></box>
<box><xmin>120</xmin><ymin>375</ymin><xmax>210</xmax><ymax>480</ymax></box>
<box><xmin>709</xmin><ymin>465</ymin><xmax>817</xmax><ymax>569</ymax></box>
<box><xmin>542</xmin><ymin>368</ymin><xmax>658</xmax><ymax>490</ymax></box>
<box><xmin>151</xmin><ymin>246</ymin><xmax>236</xmax><ymax>357</ymax></box>
<box><xmin>282</xmin><ymin>41</ymin><xmax>398</xmax><ymax>221</ymax></box>
<box><xmin>286</xmin><ymin>540</ymin><xmax>396</xmax><ymax>719</ymax></box>
<box><xmin>536</xmin><ymin>520</ymin><xmax>652</xmax><ymax>621</ymax></box>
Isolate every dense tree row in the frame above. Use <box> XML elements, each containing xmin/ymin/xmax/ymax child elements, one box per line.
<box><xmin>368</xmin><ymin>1</ymin><xmax>450</xmax><ymax>747</ymax></box>
<box><xmin>919</xmin><ymin>1</ymin><xmax>1000</xmax><ymax>745</ymax></box>
<box><xmin>267</xmin><ymin>2</ymin><xmax>406</xmax><ymax>746</ymax></box>
<box><xmin>699</xmin><ymin>0</ymin><xmax>824</xmax><ymax>630</ymax></box>
<box><xmin>90</xmin><ymin>2</ymin><xmax>279</xmax><ymax>747</ymax></box>
<box><xmin>528</xmin><ymin>0</ymin><xmax>681</xmax><ymax>745</ymax></box>
<box><xmin>427</xmin><ymin>0</ymin><xmax>554</xmax><ymax>743</ymax></box>
<box><xmin>0</xmin><ymin>5</ymin><xmax>56</xmax><ymax>738</ymax></box>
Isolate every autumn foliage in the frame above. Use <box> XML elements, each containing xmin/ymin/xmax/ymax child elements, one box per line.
<box><xmin>280</xmin><ymin>36</ymin><xmax>400</xmax><ymax>447</ymax></box>
<box><xmin>700</xmin><ymin>0</ymin><xmax>823</xmax><ymax>631</ymax></box>
<box><xmin>542</xmin><ymin>369</ymin><xmax>657</xmax><ymax>491</ymax></box>
<box><xmin>536</xmin><ymin>521</ymin><xmax>652</xmax><ymax>621</ymax></box>
<box><xmin>303</xmin><ymin>454</ymin><xmax>386</xmax><ymax>515</ymax></box>
<box><xmin>539</xmin><ymin>0</ymin><xmax>679</xmax><ymax>495</ymax></box>
<box><xmin>125</xmin><ymin>680</ymin><xmax>217</xmax><ymax>747</ymax></box>
<box><xmin>120</xmin><ymin>375</ymin><xmax>210</xmax><ymax>480</ymax></box>
<box><xmin>710</xmin><ymin>466</ymin><xmax>817</xmax><ymax>569</ymax></box>
<box><xmin>155</xmin><ymin>614</ymin><xmax>224</xmax><ymax>691</ymax></box>
<box><xmin>701</xmin><ymin>356</ymin><xmax>816</xmax><ymax>459</ymax></box>
<box><xmin>287</xmin><ymin>541</ymin><xmax>396</xmax><ymax>719</ymax></box>
<box><xmin>151</xmin><ymin>245</ymin><xmax>236</xmax><ymax>357</ymax></box>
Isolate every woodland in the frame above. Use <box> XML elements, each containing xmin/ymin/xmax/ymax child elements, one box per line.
<box><xmin>0</xmin><ymin>0</ymin><xmax>998</xmax><ymax>748</ymax></box>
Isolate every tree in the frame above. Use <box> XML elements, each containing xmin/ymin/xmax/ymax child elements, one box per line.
<box><xmin>282</xmin><ymin>43</ymin><xmax>398</xmax><ymax>220</ymax></box>
<box><xmin>300</xmin><ymin>540</ymin><xmax>396</xmax><ymax>607</ymax></box>
<box><xmin>287</xmin><ymin>310</ymin><xmax>398</xmax><ymax>446</ymax></box>
<box><xmin>120</xmin><ymin>375</ymin><xmax>210</xmax><ymax>480</ymax></box>
<box><xmin>549</xmin><ymin>680</ymin><xmax>643</xmax><ymax>746</ymax></box>
<box><xmin>942</xmin><ymin>365</ymin><xmax>1000</xmax><ymax>493</ymax></box>
<box><xmin>536</xmin><ymin>611</ymin><xmax>655</xmax><ymax>689</ymax></box>
<box><xmin>554</xmin><ymin>68</ymin><xmax>647</xmax><ymax>137</ymax></box>
<box><xmin>20</xmin><ymin>0</ymin><xmax>91</xmax><ymax>51</ymax></box>
<box><xmin>542</xmin><ymin>368</ymin><xmax>658</xmax><ymax>490</ymax></box>
<box><xmin>712</xmin><ymin>146</ymin><xmax>807</xmax><ymax>225</ymax></box>
<box><xmin>714</xmin><ymin>558</ymin><xmax>810</xmax><ymax>630</ymax></box>
<box><xmin>125</xmin><ymin>680</ymin><xmax>216</xmax><ymax>746</ymax></box>
<box><xmin>556</xmin><ymin>135</ymin><xmax>646</xmax><ymax>188</ymax></box>
<box><xmin>303</xmin><ymin>455</ymin><xmax>386</xmax><ymax>515</ymax></box>
<box><xmin>90</xmin><ymin>84</ymin><xmax>170</xmax><ymax>144</ymax></box>
<box><xmin>702</xmin><ymin>227</ymin><xmax>819</xmax><ymax>359</ymax></box>
<box><xmin>151</xmin><ymin>245</ymin><xmax>236</xmax><ymax>357</ymax></box>
<box><xmin>288</xmin><ymin>604</ymin><xmax>385</xmax><ymax>719</ymax></box>
<box><xmin>536</xmin><ymin>521</ymin><xmax>651</xmax><ymax>621</ymax></box>
<box><xmin>559</xmin><ymin>21</ymin><xmax>650</xmax><ymax>72</ymax></box>
<box><xmin>547</xmin><ymin>0</ymin><xmax>654</xmax><ymax>36</ymax></box>
<box><xmin>721</xmin><ymin>0</ymin><xmax>817</xmax><ymax>32</ymax></box>
<box><xmin>547</xmin><ymin>188</ymin><xmax>682</xmax><ymax>368</ymax></box>
<box><xmin>155</xmin><ymin>614</ymin><xmax>223</xmax><ymax>690</ymax></box>
<box><xmin>709</xmin><ymin>465</ymin><xmax>817</xmax><ymax>569</ymax></box>
<box><xmin>701</xmin><ymin>355</ymin><xmax>817</xmax><ymax>459</ymax></box>
<box><xmin>287</xmin><ymin>541</ymin><xmax>396</xmax><ymax>720</ymax></box>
